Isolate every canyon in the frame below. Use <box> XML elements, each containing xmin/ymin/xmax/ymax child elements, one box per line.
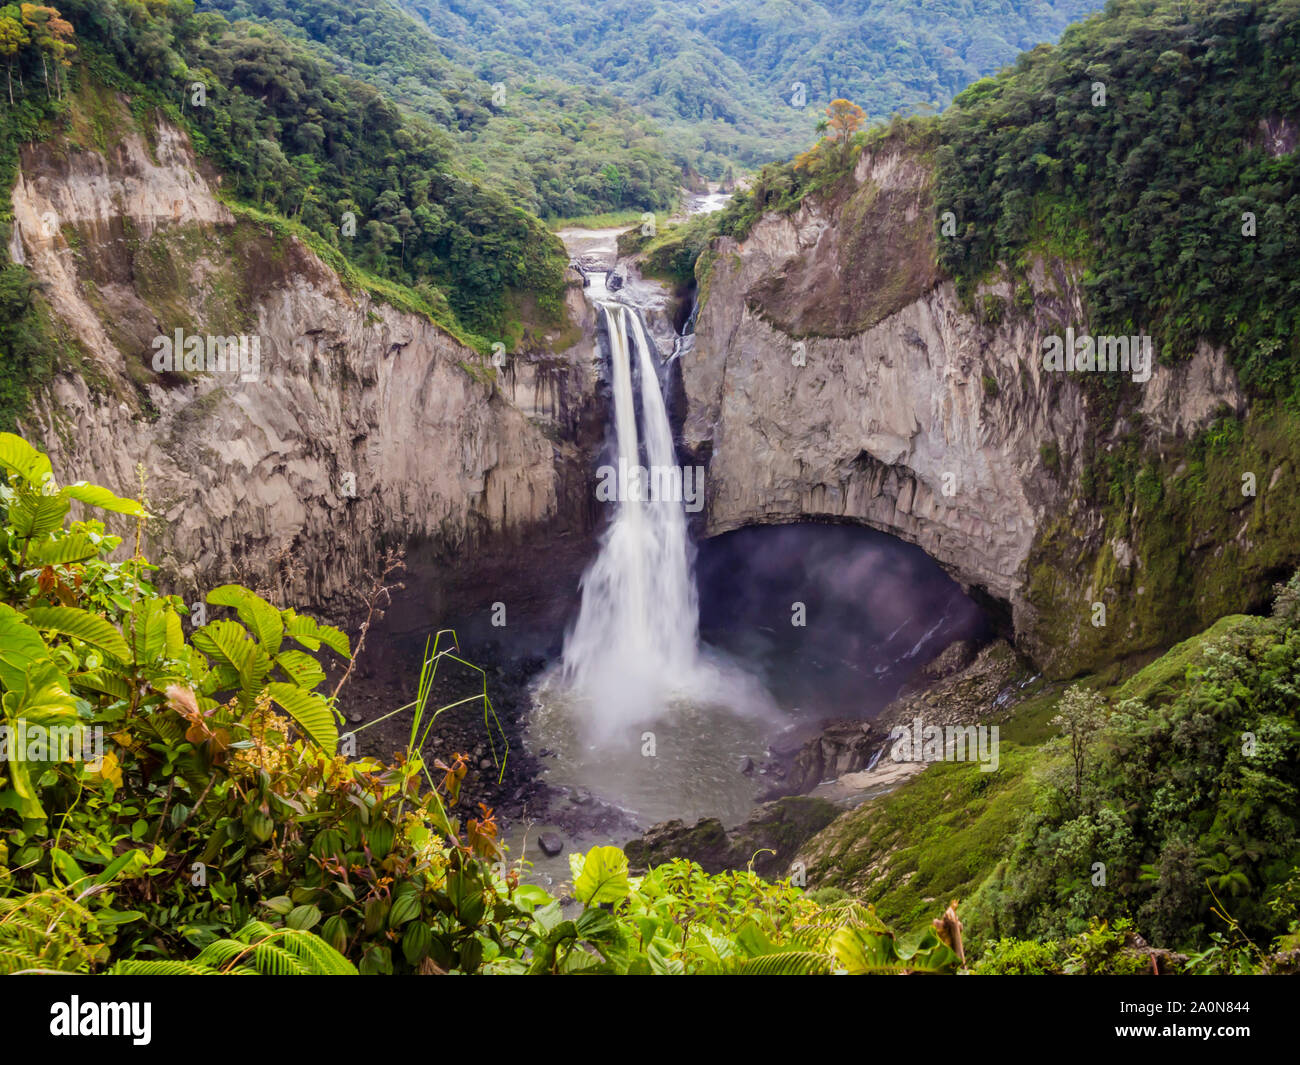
<box><xmin>11</xmin><ymin>94</ymin><xmax>1285</xmax><ymax>697</ymax></box>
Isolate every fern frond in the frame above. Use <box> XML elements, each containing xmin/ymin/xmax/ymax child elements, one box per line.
<box><xmin>731</xmin><ymin>950</ymin><xmax>833</xmax><ymax>975</ymax></box>
<box><xmin>279</xmin><ymin>928</ymin><xmax>359</xmax><ymax>975</ymax></box>
<box><xmin>108</xmin><ymin>959</ymin><xmax>219</xmax><ymax>975</ymax></box>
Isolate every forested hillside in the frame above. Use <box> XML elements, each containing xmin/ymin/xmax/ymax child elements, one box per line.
<box><xmin>0</xmin><ymin>0</ymin><xmax>572</xmax><ymax>345</ymax></box>
<box><xmin>935</xmin><ymin>0</ymin><xmax>1300</xmax><ymax>400</ymax></box>
<box><xmin>197</xmin><ymin>0</ymin><xmax>684</xmax><ymax>218</ymax></box>
<box><xmin>391</xmin><ymin>0</ymin><xmax>1099</xmax><ymax>175</ymax></box>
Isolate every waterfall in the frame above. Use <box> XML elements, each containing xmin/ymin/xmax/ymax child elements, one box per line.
<box><xmin>559</xmin><ymin>304</ymin><xmax>701</xmax><ymax>735</ymax></box>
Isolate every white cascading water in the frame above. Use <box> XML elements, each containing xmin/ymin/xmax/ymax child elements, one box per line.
<box><xmin>559</xmin><ymin>304</ymin><xmax>700</xmax><ymax>736</ymax></box>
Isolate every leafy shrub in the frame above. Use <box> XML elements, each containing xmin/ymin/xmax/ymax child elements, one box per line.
<box><xmin>974</xmin><ymin>937</ymin><xmax>1062</xmax><ymax>975</ymax></box>
<box><xmin>0</xmin><ymin>432</ymin><xmax>514</xmax><ymax>972</ymax></box>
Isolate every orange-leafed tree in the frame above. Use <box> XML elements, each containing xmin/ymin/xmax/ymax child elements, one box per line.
<box><xmin>19</xmin><ymin>4</ymin><xmax>74</xmax><ymax>100</ymax></box>
<box><xmin>825</xmin><ymin>98</ymin><xmax>866</xmax><ymax>144</ymax></box>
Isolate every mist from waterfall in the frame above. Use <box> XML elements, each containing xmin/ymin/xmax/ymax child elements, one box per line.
<box><xmin>558</xmin><ymin>304</ymin><xmax>702</xmax><ymax>737</ymax></box>
<box><xmin>556</xmin><ymin>304</ymin><xmax>774</xmax><ymax>743</ymax></box>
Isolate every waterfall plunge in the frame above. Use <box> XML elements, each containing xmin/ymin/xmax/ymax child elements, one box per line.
<box><xmin>559</xmin><ymin>305</ymin><xmax>701</xmax><ymax>736</ymax></box>
<box><xmin>528</xmin><ymin>299</ymin><xmax>779</xmax><ymax>822</ymax></box>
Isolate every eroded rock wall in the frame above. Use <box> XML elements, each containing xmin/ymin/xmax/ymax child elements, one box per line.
<box><xmin>12</xmin><ymin>102</ymin><xmax>595</xmax><ymax>614</ymax></box>
<box><xmin>683</xmin><ymin>144</ymin><xmax>1244</xmax><ymax>675</ymax></box>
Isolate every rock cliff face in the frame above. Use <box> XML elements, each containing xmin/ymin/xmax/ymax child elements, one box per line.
<box><xmin>12</xmin><ymin>99</ymin><xmax>598</xmax><ymax>615</ymax></box>
<box><xmin>682</xmin><ymin>142</ymin><xmax>1246</xmax><ymax>676</ymax></box>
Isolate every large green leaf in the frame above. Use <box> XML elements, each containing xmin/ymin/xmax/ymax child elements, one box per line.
<box><xmin>62</xmin><ymin>482</ymin><xmax>148</xmax><ymax>517</ymax></box>
<box><xmin>315</xmin><ymin>624</ymin><xmax>351</xmax><ymax>658</ymax></box>
<box><xmin>0</xmin><ymin>750</ymin><xmax>40</xmax><ymax>819</ymax></box>
<box><xmin>208</xmin><ymin>585</ymin><xmax>283</xmax><ymax>654</ymax></box>
<box><xmin>282</xmin><ymin>611</ymin><xmax>322</xmax><ymax>651</ymax></box>
<box><xmin>73</xmin><ymin>669</ymin><xmax>132</xmax><ymax>702</ymax></box>
<box><xmin>1</xmin><ymin>658</ymin><xmax>80</xmax><ymax>820</ymax></box>
<box><xmin>8</xmin><ymin>492</ymin><xmax>70</xmax><ymax>539</ymax></box>
<box><xmin>0</xmin><ymin>433</ymin><xmax>52</xmax><ymax>485</ymax></box>
<box><xmin>2</xmin><ymin>658</ymin><xmax>79</xmax><ymax>727</ymax></box>
<box><xmin>275</xmin><ymin>649</ymin><xmax>326</xmax><ymax>690</ymax></box>
<box><xmin>29</xmin><ymin>533</ymin><xmax>104</xmax><ymax>566</ymax></box>
<box><xmin>829</xmin><ymin>926</ymin><xmax>961</xmax><ymax>975</ymax></box>
<box><xmin>734</xmin><ymin>951</ymin><xmax>833</xmax><ymax>975</ymax></box>
<box><xmin>282</xmin><ymin>612</ymin><xmax>351</xmax><ymax>659</ymax></box>
<box><xmin>128</xmin><ymin>600</ymin><xmax>176</xmax><ymax>665</ymax></box>
<box><xmin>0</xmin><ymin>606</ymin><xmax>49</xmax><ymax>689</ymax></box>
<box><xmin>26</xmin><ymin>606</ymin><xmax>131</xmax><ymax>662</ymax></box>
<box><xmin>265</xmin><ymin>682</ymin><xmax>337</xmax><ymax>751</ymax></box>
<box><xmin>193</xmin><ymin>620</ymin><xmax>271</xmax><ymax>703</ymax></box>
<box><xmin>573</xmin><ymin>845</ymin><xmax>631</xmax><ymax>906</ymax></box>
<box><xmin>164</xmin><ymin>607</ymin><xmax>185</xmax><ymax>659</ymax></box>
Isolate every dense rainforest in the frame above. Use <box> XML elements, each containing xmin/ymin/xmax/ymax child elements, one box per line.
<box><xmin>391</xmin><ymin>0</ymin><xmax>1101</xmax><ymax>176</ymax></box>
<box><xmin>195</xmin><ymin>0</ymin><xmax>685</xmax><ymax>220</ymax></box>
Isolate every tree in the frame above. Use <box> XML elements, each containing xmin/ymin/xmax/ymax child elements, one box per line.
<box><xmin>18</xmin><ymin>4</ymin><xmax>72</xmax><ymax>100</ymax></box>
<box><xmin>19</xmin><ymin>4</ymin><xmax>51</xmax><ymax>95</ymax></box>
<box><xmin>825</xmin><ymin>98</ymin><xmax>865</xmax><ymax>144</ymax></box>
<box><xmin>1051</xmin><ymin>685</ymin><xmax>1108</xmax><ymax>801</ymax></box>
<box><xmin>0</xmin><ymin>11</ymin><xmax>26</xmax><ymax>105</ymax></box>
<box><xmin>45</xmin><ymin>6</ymin><xmax>71</xmax><ymax>98</ymax></box>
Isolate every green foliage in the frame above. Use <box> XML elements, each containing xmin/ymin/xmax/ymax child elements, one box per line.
<box><xmin>0</xmin><ymin>434</ymin><xmax>511</xmax><ymax>972</ymax></box>
<box><xmin>975</xmin><ymin>918</ymin><xmax>1164</xmax><ymax>974</ymax></box>
<box><xmin>391</xmin><ymin>0</ymin><xmax>1095</xmax><ymax>179</ymax></box>
<box><xmin>1051</xmin><ymin>684</ymin><xmax>1108</xmax><ymax>801</ymax></box>
<box><xmin>108</xmin><ymin>919</ymin><xmax>356</xmax><ymax>974</ymax></box>
<box><xmin>198</xmin><ymin>0</ymin><xmax>683</xmax><ymax>221</ymax></box>
<box><xmin>934</xmin><ymin>0</ymin><xmax>1300</xmax><ymax>399</ymax></box>
<box><xmin>498</xmin><ymin>848</ymin><xmax>963</xmax><ymax>976</ymax></box>
<box><xmin>33</xmin><ymin>0</ymin><xmax>569</xmax><ymax>338</ymax></box>
<box><xmin>618</xmin><ymin>212</ymin><xmax>719</xmax><ymax>285</ymax></box>
<box><xmin>1063</xmin><ymin>917</ymin><xmax>1156</xmax><ymax>975</ymax></box>
<box><xmin>973</xmin><ymin>936</ymin><xmax>1062</xmax><ymax>974</ymax></box>
<box><xmin>983</xmin><ymin>584</ymin><xmax>1300</xmax><ymax>951</ymax></box>
<box><xmin>0</xmin><ymin>884</ymin><xmax>110</xmax><ymax>973</ymax></box>
<box><xmin>0</xmin><ymin>264</ymin><xmax>65</xmax><ymax>431</ymax></box>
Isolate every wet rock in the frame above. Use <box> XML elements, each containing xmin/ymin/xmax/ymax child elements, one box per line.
<box><xmin>739</xmin><ymin>756</ymin><xmax>755</xmax><ymax>776</ymax></box>
<box><xmin>876</xmin><ymin>638</ymin><xmax>1022</xmax><ymax>735</ymax></box>
<box><xmin>624</xmin><ymin>796</ymin><xmax>840</xmax><ymax>877</ymax></box>
<box><xmin>767</xmin><ymin>720</ymin><xmax>878</xmax><ymax>798</ymax></box>
<box><xmin>537</xmin><ymin>832</ymin><xmax>564</xmax><ymax>857</ymax></box>
<box><xmin>917</xmin><ymin>638</ymin><xmax>981</xmax><ymax>684</ymax></box>
<box><xmin>625</xmin><ymin>817</ymin><xmax>730</xmax><ymax>874</ymax></box>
